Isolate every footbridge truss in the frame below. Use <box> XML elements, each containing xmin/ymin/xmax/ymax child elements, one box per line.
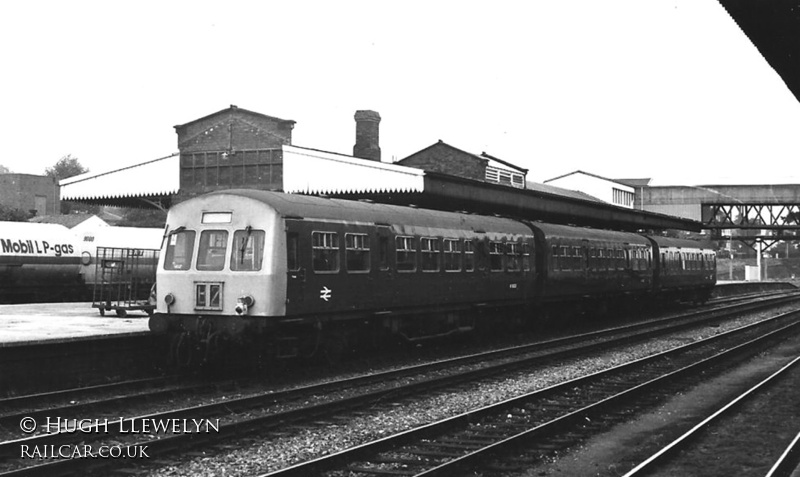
<box><xmin>700</xmin><ymin>185</ymin><xmax>800</xmax><ymax>251</ymax></box>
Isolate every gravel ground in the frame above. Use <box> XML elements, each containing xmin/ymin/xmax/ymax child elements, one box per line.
<box><xmin>142</xmin><ymin>305</ymin><xmax>800</xmax><ymax>477</ymax></box>
<box><xmin>517</xmin><ymin>331</ymin><xmax>800</xmax><ymax>477</ymax></box>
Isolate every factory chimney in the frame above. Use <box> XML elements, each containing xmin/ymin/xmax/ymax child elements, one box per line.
<box><xmin>353</xmin><ymin>110</ymin><xmax>381</xmax><ymax>162</ymax></box>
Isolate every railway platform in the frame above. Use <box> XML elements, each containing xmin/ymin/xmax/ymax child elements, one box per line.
<box><xmin>0</xmin><ymin>302</ymin><xmax>149</xmax><ymax>345</ymax></box>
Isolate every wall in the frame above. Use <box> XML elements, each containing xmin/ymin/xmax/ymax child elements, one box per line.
<box><xmin>0</xmin><ymin>174</ymin><xmax>59</xmax><ymax>216</ymax></box>
<box><xmin>175</xmin><ymin>106</ymin><xmax>294</xmax><ymax>200</ymax></box>
<box><xmin>399</xmin><ymin>143</ymin><xmax>486</xmax><ymax>181</ymax></box>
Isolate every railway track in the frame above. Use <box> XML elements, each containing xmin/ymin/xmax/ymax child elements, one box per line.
<box><xmin>259</xmin><ymin>312</ymin><xmax>800</xmax><ymax>477</ymax></box>
<box><xmin>624</xmin><ymin>346</ymin><xmax>800</xmax><ymax>477</ymax></box>
<box><xmin>1</xmin><ymin>293</ymin><xmax>798</xmax><ymax>476</ymax></box>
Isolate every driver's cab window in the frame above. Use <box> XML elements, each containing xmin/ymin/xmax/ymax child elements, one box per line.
<box><xmin>197</xmin><ymin>230</ymin><xmax>228</xmax><ymax>271</ymax></box>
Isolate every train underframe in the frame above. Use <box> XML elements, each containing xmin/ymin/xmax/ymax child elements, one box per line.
<box><xmin>151</xmin><ymin>302</ymin><xmax>532</xmax><ymax>368</ymax></box>
<box><xmin>150</xmin><ymin>286</ymin><xmax>714</xmax><ymax>368</ymax></box>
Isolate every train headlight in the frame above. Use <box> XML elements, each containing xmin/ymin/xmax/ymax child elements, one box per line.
<box><xmin>164</xmin><ymin>293</ymin><xmax>176</xmax><ymax>305</ymax></box>
<box><xmin>235</xmin><ymin>295</ymin><xmax>255</xmax><ymax>316</ymax></box>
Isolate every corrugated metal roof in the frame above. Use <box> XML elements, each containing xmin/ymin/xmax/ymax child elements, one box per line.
<box><xmin>283</xmin><ymin>145</ymin><xmax>425</xmax><ymax>195</ymax></box>
<box><xmin>60</xmin><ymin>154</ymin><xmax>179</xmax><ymax>200</ymax></box>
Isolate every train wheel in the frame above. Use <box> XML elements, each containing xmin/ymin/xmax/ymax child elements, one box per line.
<box><xmin>170</xmin><ymin>333</ymin><xmax>195</xmax><ymax>368</ymax></box>
<box><xmin>116</xmin><ymin>309</ymin><xmax>128</xmax><ymax>318</ymax></box>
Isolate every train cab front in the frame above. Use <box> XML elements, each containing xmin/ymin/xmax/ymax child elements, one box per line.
<box><xmin>149</xmin><ymin>205</ymin><xmax>286</xmax><ymax>345</ymax></box>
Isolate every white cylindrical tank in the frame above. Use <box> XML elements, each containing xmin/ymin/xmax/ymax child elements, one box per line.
<box><xmin>78</xmin><ymin>226</ymin><xmax>164</xmax><ymax>284</ymax></box>
<box><xmin>0</xmin><ymin>221</ymin><xmax>84</xmax><ymax>303</ymax></box>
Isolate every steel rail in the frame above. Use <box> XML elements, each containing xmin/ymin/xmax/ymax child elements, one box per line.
<box><xmin>262</xmin><ymin>312</ymin><xmax>800</xmax><ymax>476</ymax></box>
<box><xmin>766</xmin><ymin>431</ymin><xmax>800</xmax><ymax>477</ymax></box>
<box><xmin>623</xmin><ymin>355</ymin><xmax>800</xmax><ymax>477</ymax></box>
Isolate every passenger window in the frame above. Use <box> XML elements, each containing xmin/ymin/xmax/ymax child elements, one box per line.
<box><xmin>522</xmin><ymin>243</ymin><xmax>532</xmax><ymax>271</ymax></box>
<box><xmin>197</xmin><ymin>230</ymin><xmax>228</xmax><ymax>271</ymax></box>
<box><xmin>286</xmin><ymin>232</ymin><xmax>299</xmax><ymax>271</ymax></box>
<box><xmin>421</xmin><ymin>237</ymin><xmax>440</xmax><ymax>272</ymax></box>
<box><xmin>231</xmin><ymin>228</ymin><xmax>265</xmax><ymax>271</ymax></box>
<box><xmin>464</xmin><ymin>240</ymin><xmax>475</xmax><ymax>272</ymax></box>
<box><xmin>396</xmin><ymin>236</ymin><xmax>416</xmax><ymax>272</ymax></box>
<box><xmin>312</xmin><ymin>231</ymin><xmax>339</xmax><ymax>272</ymax></box>
<box><xmin>443</xmin><ymin>239</ymin><xmax>461</xmax><ymax>271</ymax></box>
<box><xmin>346</xmin><ymin>233</ymin><xmax>370</xmax><ymax>272</ymax></box>
<box><xmin>489</xmin><ymin>242</ymin><xmax>504</xmax><ymax>271</ymax></box>
<box><xmin>164</xmin><ymin>229</ymin><xmax>196</xmax><ymax>271</ymax></box>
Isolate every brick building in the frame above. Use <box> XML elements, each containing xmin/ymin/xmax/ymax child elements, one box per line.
<box><xmin>0</xmin><ymin>173</ymin><xmax>59</xmax><ymax>216</ymax></box>
<box><xmin>175</xmin><ymin>105</ymin><xmax>296</xmax><ymax>200</ymax></box>
<box><xmin>397</xmin><ymin>140</ymin><xmax>527</xmax><ymax>188</ymax></box>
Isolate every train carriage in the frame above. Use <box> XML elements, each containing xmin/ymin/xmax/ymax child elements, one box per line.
<box><xmin>647</xmin><ymin>235</ymin><xmax>717</xmax><ymax>303</ymax></box>
<box><xmin>152</xmin><ymin>190</ymin><xmax>539</xmax><ymax>357</ymax></box>
<box><xmin>150</xmin><ymin>189</ymin><xmax>717</xmax><ymax>364</ymax></box>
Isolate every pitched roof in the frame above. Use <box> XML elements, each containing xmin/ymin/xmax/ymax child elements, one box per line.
<box><xmin>544</xmin><ymin>170</ymin><xmax>633</xmax><ymax>187</ymax></box>
<box><xmin>173</xmin><ymin>104</ymin><xmax>296</xmax><ymax>130</ymax></box>
<box><xmin>525</xmin><ymin>181</ymin><xmax>605</xmax><ymax>203</ymax></box>
<box><xmin>399</xmin><ymin>140</ymin><xmax>528</xmax><ymax>173</ymax></box>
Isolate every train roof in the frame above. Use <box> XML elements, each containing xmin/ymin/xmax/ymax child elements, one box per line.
<box><xmin>195</xmin><ymin>190</ymin><xmax>534</xmax><ymax>234</ymax></box>
<box><xmin>647</xmin><ymin>235</ymin><xmax>715</xmax><ymax>250</ymax></box>
<box><xmin>530</xmin><ymin>221</ymin><xmax>651</xmax><ymax>245</ymax></box>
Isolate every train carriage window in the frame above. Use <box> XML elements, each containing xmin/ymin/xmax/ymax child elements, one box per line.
<box><xmin>345</xmin><ymin>233</ymin><xmax>370</xmax><ymax>272</ymax></box>
<box><xmin>507</xmin><ymin>242</ymin><xmax>521</xmax><ymax>271</ymax></box>
<box><xmin>560</xmin><ymin>246</ymin><xmax>570</xmax><ymax>271</ymax></box>
<box><xmin>164</xmin><ymin>229</ymin><xmax>196</xmax><ymax>270</ymax></box>
<box><xmin>231</xmin><ymin>228</ymin><xmax>265</xmax><ymax>271</ymax></box>
<box><xmin>489</xmin><ymin>242</ymin><xmax>504</xmax><ymax>271</ymax></box>
<box><xmin>312</xmin><ymin>231</ymin><xmax>339</xmax><ymax>273</ymax></box>
<box><xmin>197</xmin><ymin>230</ymin><xmax>228</xmax><ymax>271</ymax></box>
<box><xmin>286</xmin><ymin>232</ymin><xmax>299</xmax><ymax>271</ymax></box>
<box><xmin>522</xmin><ymin>243</ymin><xmax>532</xmax><ymax>271</ymax></box>
<box><xmin>443</xmin><ymin>239</ymin><xmax>461</xmax><ymax>271</ymax></box>
<box><xmin>551</xmin><ymin>245</ymin><xmax>559</xmax><ymax>270</ymax></box>
<box><xmin>464</xmin><ymin>240</ymin><xmax>475</xmax><ymax>272</ymax></box>
<box><xmin>396</xmin><ymin>236</ymin><xmax>416</xmax><ymax>272</ymax></box>
<box><xmin>421</xmin><ymin>237</ymin><xmax>440</xmax><ymax>272</ymax></box>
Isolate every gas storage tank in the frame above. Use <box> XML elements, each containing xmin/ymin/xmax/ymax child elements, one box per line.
<box><xmin>0</xmin><ymin>221</ymin><xmax>84</xmax><ymax>303</ymax></box>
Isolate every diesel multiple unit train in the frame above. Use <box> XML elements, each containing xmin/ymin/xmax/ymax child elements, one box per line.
<box><xmin>150</xmin><ymin>189</ymin><xmax>717</xmax><ymax>363</ymax></box>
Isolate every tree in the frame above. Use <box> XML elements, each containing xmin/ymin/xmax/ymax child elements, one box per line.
<box><xmin>44</xmin><ymin>155</ymin><xmax>98</xmax><ymax>215</ymax></box>
<box><xmin>0</xmin><ymin>164</ymin><xmax>10</xmax><ymax>174</ymax></box>
<box><xmin>44</xmin><ymin>154</ymin><xmax>88</xmax><ymax>180</ymax></box>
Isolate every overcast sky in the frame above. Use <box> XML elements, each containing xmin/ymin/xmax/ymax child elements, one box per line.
<box><xmin>1</xmin><ymin>0</ymin><xmax>799</xmax><ymax>186</ymax></box>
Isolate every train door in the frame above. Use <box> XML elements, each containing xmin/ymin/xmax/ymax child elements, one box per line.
<box><xmin>285</xmin><ymin>219</ymin><xmax>306</xmax><ymax>313</ymax></box>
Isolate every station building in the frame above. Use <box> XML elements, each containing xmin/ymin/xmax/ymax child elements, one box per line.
<box><xmin>57</xmin><ymin>105</ymin><xmax>700</xmax><ymax>234</ymax></box>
